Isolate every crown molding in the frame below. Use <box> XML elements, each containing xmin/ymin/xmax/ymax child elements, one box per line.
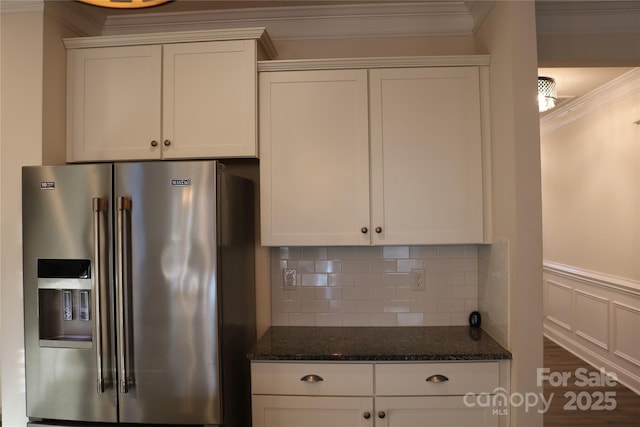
<box><xmin>100</xmin><ymin>1</ymin><xmax>490</xmax><ymax>39</ymax></box>
<box><xmin>257</xmin><ymin>55</ymin><xmax>490</xmax><ymax>72</ymax></box>
<box><xmin>64</xmin><ymin>27</ymin><xmax>277</xmax><ymax>58</ymax></box>
<box><xmin>465</xmin><ymin>0</ymin><xmax>495</xmax><ymax>32</ymax></box>
<box><xmin>536</xmin><ymin>0</ymin><xmax>640</xmax><ymax>35</ymax></box>
<box><xmin>540</xmin><ymin>67</ymin><xmax>640</xmax><ymax>135</ymax></box>
<box><xmin>7</xmin><ymin>1</ymin><xmax>640</xmax><ymax>41</ymax></box>
<box><xmin>0</xmin><ymin>0</ymin><xmax>44</xmax><ymax>13</ymax></box>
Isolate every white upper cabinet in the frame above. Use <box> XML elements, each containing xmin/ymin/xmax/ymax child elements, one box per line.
<box><xmin>65</xmin><ymin>29</ymin><xmax>275</xmax><ymax>162</ymax></box>
<box><xmin>368</xmin><ymin>67</ymin><xmax>484</xmax><ymax>245</ymax></box>
<box><xmin>259</xmin><ymin>69</ymin><xmax>371</xmax><ymax>246</ymax></box>
<box><xmin>162</xmin><ymin>40</ymin><xmax>257</xmax><ymax>159</ymax></box>
<box><xmin>67</xmin><ymin>45</ymin><xmax>162</xmax><ymax>161</ymax></box>
<box><xmin>259</xmin><ymin>57</ymin><xmax>491</xmax><ymax>247</ymax></box>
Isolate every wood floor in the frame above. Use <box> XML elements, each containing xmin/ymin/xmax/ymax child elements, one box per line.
<box><xmin>543</xmin><ymin>337</ymin><xmax>640</xmax><ymax>426</ymax></box>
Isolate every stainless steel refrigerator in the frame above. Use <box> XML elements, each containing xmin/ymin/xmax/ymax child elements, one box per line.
<box><xmin>22</xmin><ymin>160</ymin><xmax>256</xmax><ymax>427</ymax></box>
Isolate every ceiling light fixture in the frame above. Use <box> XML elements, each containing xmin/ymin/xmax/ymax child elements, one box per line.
<box><xmin>538</xmin><ymin>76</ymin><xmax>557</xmax><ymax>113</ymax></box>
<box><xmin>77</xmin><ymin>0</ymin><xmax>172</xmax><ymax>8</ymax></box>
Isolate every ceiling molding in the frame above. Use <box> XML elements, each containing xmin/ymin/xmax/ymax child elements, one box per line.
<box><xmin>536</xmin><ymin>0</ymin><xmax>640</xmax><ymax>35</ymax></box>
<box><xmin>7</xmin><ymin>1</ymin><xmax>639</xmax><ymax>42</ymax></box>
<box><xmin>100</xmin><ymin>1</ymin><xmax>490</xmax><ymax>39</ymax></box>
<box><xmin>465</xmin><ymin>0</ymin><xmax>494</xmax><ymax>32</ymax></box>
<box><xmin>540</xmin><ymin>67</ymin><xmax>640</xmax><ymax>135</ymax></box>
<box><xmin>0</xmin><ymin>0</ymin><xmax>44</xmax><ymax>13</ymax></box>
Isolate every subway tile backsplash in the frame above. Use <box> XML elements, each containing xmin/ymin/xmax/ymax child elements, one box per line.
<box><xmin>271</xmin><ymin>245</ymin><xmax>479</xmax><ymax>327</ymax></box>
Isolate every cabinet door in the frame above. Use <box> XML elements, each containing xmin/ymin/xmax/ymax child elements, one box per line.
<box><xmin>162</xmin><ymin>40</ymin><xmax>257</xmax><ymax>159</ymax></box>
<box><xmin>260</xmin><ymin>70</ymin><xmax>371</xmax><ymax>246</ymax></box>
<box><xmin>252</xmin><ymin>396</ymin><xmax>373</xmax><ymax>427</ymax></box>
<box><xmin>67</xmin><ymin>45</ymin><xmax>162</xmax><ymax>162</ymax></box>
<box><xmin>376</xmin><ymin>396</ymin><xmax>499</xmax><ymax>427</ymax></box>
<box><xmin>369</xmin><ymin>67</ymin><xmax>485</xmax><ymax>244</ymax></box>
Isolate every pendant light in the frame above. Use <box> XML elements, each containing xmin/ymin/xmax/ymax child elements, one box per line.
<box><xmin>77</xmin><ymin>0</ymin><xmax>172</xmax><ymax>8</ymax></box>
<box><xmin>538</xmin><ymin>76</ymin><xmax>557</xmax><ymax>113</ymax></box>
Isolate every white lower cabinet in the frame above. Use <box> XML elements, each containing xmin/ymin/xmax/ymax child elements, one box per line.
<box><xmin>252</xmin><ymin>362</ymin><xmax>374</xmax><ymax>427</ymax></box>
<box><xmin>251</xmin><ymin>361</ymin><xmax>508</xmax><ymax>427</ymax></box>
<box><xmin>375</xmin><ymin>396</ymin><xmax>498</xmax><ymax>427</ymax></box>
<box><xmin>252</xmin><ymin>396</ymin><xmax>373</xmax><ymax>427</ymax></box>
<box><xmin>374</xmin><ymin>362</ymin><xmax>500</xmax><ymax>427</ymax></box>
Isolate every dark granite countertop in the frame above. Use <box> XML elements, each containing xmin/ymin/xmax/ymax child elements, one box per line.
<box><xmin>247</xmin><ymin>326</ymin><xmax>511</xmax><ymax>361</ymax></box>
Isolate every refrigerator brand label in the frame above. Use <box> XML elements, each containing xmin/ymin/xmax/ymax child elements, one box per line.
<box><xmin>171</xmin><ymin>179</ymin><xmax>191</xmax><ymax>187</ymax></box>
<box><xmin>40</xmin><ymin>182</ymin><xmax>55</xmax><ymax>190</ymax></box>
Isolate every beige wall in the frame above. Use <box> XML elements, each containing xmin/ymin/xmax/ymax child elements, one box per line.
<box><xmin>273</xmin><ymin>35</ymin><xmax>478</xmax><ymax>59</ymax></box>
<box><xmin>541</xmin><ymin>73</ymin><xmax>640</xmax><ymax>282</ymax></box>
<box><xmin>1</xmin><ymin>10</ymin><xmax>45</xmax><ymax>427</ymax></box>
<box><xmin>42</xmin><ymin>10</ymin><xmax>76</xmax><ymax>165</ymax></box>
<box><xmin>1</xmin><ymin>5</ymin><xmax>82</xmax><ymax>425</ymax></box>
<box><xmin>476</xmin><ymin>1</ymin><xmax>544</xmax><ymax>426</ymax></box>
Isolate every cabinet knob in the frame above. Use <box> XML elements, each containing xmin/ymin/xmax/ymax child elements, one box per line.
<box><xmin>361</xmin><ymin>227</ymin><xmax>368</xmax><ymax>234</ymax></box>
<box><xmin>150</xmin><ymin>140</ymin><xmax>158</xmax><ymax>147</ymax></box>
<box><xmin>300</xmin><ymin>374</ymin><xmax>324</xmax><ymax>383</ymax></box>
<box><xmin>163</xmin><ymin>139</ymin><xmax>171</xmax><ymax>147</ymax></box>
<box><xmin>375</xmin><ymin>226</ymin><xmax>382</xmax><ymax>234</ymax></box>
<box><xmin>363</xmin><ymin>412</ymin><xmax>371</xmax><ymax>420</ymax></box>
<box><xmin>426</xmin><ymin>374</ymin><xmax>449</xmax><ymax>383</ymax></box>
<box><xmin>377</xmin><ymin>411</ymin><xmax>386</xmax><ymax>419</ymax></box>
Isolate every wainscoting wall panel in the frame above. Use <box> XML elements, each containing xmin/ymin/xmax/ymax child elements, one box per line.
<box><xmin>613</xmin><ymin>302</ymin><xmax>640</xmax><ymax>367</ymax></box>
<box><xmin>543</xmin><ymin>261</ymin><xmax>640</xmax><ymax>395</ymax></box>
<box><xmin>574</xmin><ymin>290</ymin><xmax>609</xmax><ymax>350</ymax></box>
<box><xmin>544</xmin><ymin>280</ymin><xmax>572</xmax><ymax>331</ymax></box>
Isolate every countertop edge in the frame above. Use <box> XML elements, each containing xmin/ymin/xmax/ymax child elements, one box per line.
<box><xmin>247</xmin><ymin>326</ymin><xmax>512</xmax><ymax>362</ymax></box>
<box><xmin>248</xmin><ymin>354</ymin><xmax>512</xmax><ymax>361</ymax></box>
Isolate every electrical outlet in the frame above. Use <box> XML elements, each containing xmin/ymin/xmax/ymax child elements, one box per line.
<box><xmin>411</xmin><ymin>268</ymin><xmax>425</xmax><ymax>290</ymax></box>
<box><xmin>283</xmin><ymin>268</ymin><xmax>297</xmax><ymax>289</ymax></box>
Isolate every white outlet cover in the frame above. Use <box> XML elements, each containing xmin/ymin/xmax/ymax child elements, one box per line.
<box><xmin>283</xmin><ymin>268</ymin><xmax>297</xmax><ymax>289</ymax></box>
<box><xmin>410</xmin><ymin>268</ymin><xmax>425</xmax><ymax>290</ymax></box>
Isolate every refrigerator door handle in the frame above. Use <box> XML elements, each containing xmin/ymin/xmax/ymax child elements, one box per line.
<box><xmin>92</xmin><ymin>197</ymin><xmax>106</xmax><ymax>394</ymax></box>
<box><xmin>116</xmin><ymin>196</ymin><xmax>132</xmax><ymax>394</ymax></box>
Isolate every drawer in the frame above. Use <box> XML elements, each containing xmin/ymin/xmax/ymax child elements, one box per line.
<box><xmin>375</xmin><ymin>361</ymin><xmax>499</xmax><ymax>396</ymax></box>
<box><xmin>252</xmin><ymin>362</ymin><xmax>373</xmax><ymax>396</ymax></box>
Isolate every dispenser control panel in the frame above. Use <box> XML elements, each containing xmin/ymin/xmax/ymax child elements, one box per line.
<box><xmin>37</xmin><ymin>259</ymin><xmax>93</xmax><ymax>347</ymax></box>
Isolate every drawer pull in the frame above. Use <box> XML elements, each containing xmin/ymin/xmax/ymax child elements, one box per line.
<box><xmin>300</xmin><ymin>374</ymin><xmax>324</xmax><ymax>383</ymax></box>
<box><xmin>378</xmin><ymin>411</ymin><xmax>386</xmax><ymax>419</ymax></box>
<box><xmin>426</xmin><ymin>374</ymin><xmax>449</xmax><ymax>383</ymax></box>
<box><xmin>363</xmin><ymin>411</ymin><xmax>371</xmax><ymax>420</ymax></box>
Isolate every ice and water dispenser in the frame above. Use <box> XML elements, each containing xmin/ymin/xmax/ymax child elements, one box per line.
<box><xmin>38</xmin><ymin>259</ymin><xmax>93</xmax><ymax>348</ymax></box>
